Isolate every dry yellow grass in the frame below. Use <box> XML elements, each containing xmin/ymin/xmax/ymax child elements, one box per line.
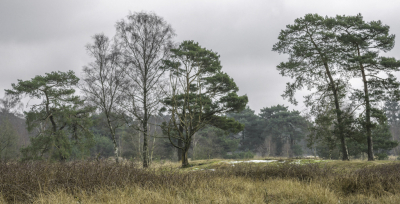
<box><xmin>2</xmin><ymin>159</ymin><xmax>400</xmax><ymax>203</ymax></box>
<box><xmin>27</xmin><ymin>177</ymin><xmax>400</xmax><ymax>204</ymax></box>
<box><xmin>31</xmin><ymin>178</ymin><xmax>338</xmax><ymax>204</ymax></box>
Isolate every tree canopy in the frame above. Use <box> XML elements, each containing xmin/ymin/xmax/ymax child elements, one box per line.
<box><xmin>116</xmin><ymin>11</ymin><xmax>175</xmax><ymax>167</ymax></box>
<box><xmin>6</xmin><ymin>71</ymin><xmax>95</xmax><ymax>161</ymax></box>
<box><xmin>272</xmin><ymin>14</ymin><xmax>351</xmax><ymax>160</ymax></box>
<box><xmin>259</xmin><ymin>105</ymin><xmax>308</xmax><ymax>157</ymax></box>
<box><xmin>335</xmin><ymin>14</ymin><xmax>400</xmax><ymax>160</ymax></box>
<box><xmin>161</xmin><ymin>40</ymin><xmax>248</xmax><ymax>167</ymax></box>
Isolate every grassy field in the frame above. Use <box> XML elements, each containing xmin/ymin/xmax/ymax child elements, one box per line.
<box><xmin>1</xmin><ymin>158</ymin><xmax>400</xmax><ymax>203</ymax></box>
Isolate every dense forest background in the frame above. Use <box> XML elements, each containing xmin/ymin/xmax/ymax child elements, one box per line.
<box><xmin>2</xmin><ymin>101</ymin><xmax>400</xmax><ymax>162</ymax></box>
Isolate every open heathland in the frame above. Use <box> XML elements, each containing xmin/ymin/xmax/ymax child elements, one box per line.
<box><xmin>1</xmin><ymin>159</ymin><xmax>400</xmax><ymax>203</ymax></box>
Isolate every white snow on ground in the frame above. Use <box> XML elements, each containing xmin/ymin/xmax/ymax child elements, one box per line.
<box><xmin>228</xmin><ymin>160</ymin><xmax>278</xmax><ymax>164</ymax></box>
<box><xmin>292</xmin><ymin>160</ymin><xmax>301</xmax><ymax>165</ymax></box>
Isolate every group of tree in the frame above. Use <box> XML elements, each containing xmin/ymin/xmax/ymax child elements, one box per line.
<box><xmin>383</xmin><ymin>101</ymin><xmax>400</xmax><ymax>155</ymax></box>
<box><xmin>3</xmin><ymin>12</ymin><xmax>247</xmax><ymax>167</ymax></box>
<box><xmin>228</xmin><ymin>106</ymin><xmax>309</xmax><ymax>158</ymax></box>
<box><xmin>272</xmin><ymin>13</ymin><xmax>400</xmax><ymax>161</ymax></box>
<box><xmin>2</xmin><ymin>12</ymin><xmax>400</xmax><ymax>165</ymax></box>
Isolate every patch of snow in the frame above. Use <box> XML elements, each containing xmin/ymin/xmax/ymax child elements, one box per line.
<box><xmin>304</xmin><ymin>155</ymin><xmax>320</xmax><ymax>159</ymax></box>
<box><xmin>292</xmin><ymin>160</ymin><xmax>301</xmax><ymax>165</ymax></box>
<box><xmin>228</xmin><ymin>160</ymin><xmax>278</xmax><ymax>164</ymax></box>
<box><xmin>248</xmin><ymin>160</ymin><xmax>278</xmax><ymax>163</ymax></box>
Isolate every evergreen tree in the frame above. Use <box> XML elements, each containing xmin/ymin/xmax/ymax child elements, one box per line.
<box><xmin>307</xmin><ymin>109</ymin><xmax>338</xmax><ymax>159</ymax></box>
<box><xmin>6</xmin><ymin>71</ymin><xmax>95</xmax><ymax>161</ymax></box>
<box><xmin>259</xmin><ymin>105</ymin><xmax>307</xmax><ymax>157</ymax></box>
<box><xmin>272</xmin><ymin>14</ymin><xmax>351</xmax><ymax>160</ymax></box>
<box><xmin>227</xmin><ymin>106</ymin><xmax>263</xmax><ymax>151</ymax></box>
<box><xmin>191</xmin><ymin>126</ymin><xmax>240</xmax><ymax>160</ymax></box>
<box><xmin>336</xmin><ymin>14</ymin><xmax>400</xmax><ymax>160</ymax></box>
<box><xmin>342</xmin><ymin>109</ymin><xmax>399</xmax><ymax>159</ymax></box>
<box><xmin>161</xmin><ymin>41</ymin><xmax>247</xmax><ymax>167</ymax></box>
<box><xmin>383</xmin><ymin>100</ymin><xmax>400</xmax><ymax>155</ymax></box>
<box><xmin>384</xmin><ymin>101</ymin><xmax>400</xmax><ymax>126</ymax></box>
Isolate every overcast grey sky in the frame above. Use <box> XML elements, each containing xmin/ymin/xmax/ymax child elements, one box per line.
<box><xmin>1</xmin><ymin>0</ymin><xmax>400</xmax><ymax>113</ymax></box>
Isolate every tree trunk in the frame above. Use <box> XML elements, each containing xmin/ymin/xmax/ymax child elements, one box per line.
<box><xmin>181</xmin><ymin>131</ymin><xmax>190</xmax><ymax>167</ymax></box>
<box><xmin>111</xmin><ymin>131</ymin><xmax>119</xmax><ymax>163</ymax></box>
<box><xmin>192</xmin><ymin>140</ymin><xmax>197</xmax><ymax>161</ymax></box>
<box><xmin>142</xmin><ymin>78</ymin><xmax>150</xmax><ymax>167</ymax></box>
<box><xmin>177</xmin><ymin>139</ymin><xmax>182</xmax><ymax>161</ymax></box>
<box><xmin>150</xmin><ymin>136</ymin><xmax>156</xmax><ymax>164</ymax></box>
<box><xmin>47</xmin><ymin>93</ymin><xmax>67</xmax><ymax>162</ymax></box>
<box><xmin>286</xmin><ymin>139</ymin><xmax>289</xmax><ymax>158</ymax></box>
<box><xmin>106</xmin><ymin>115</ymin><xmax>119</xmax><ymax>163</ymax></box>
<box><xmin>142</xmin><ymin>117</ymin><xmax>149</xmax><ymax>168</ymax></box>
<box><xmin>335</xmin><ymin>98</ymin><xmax>349</xmax><ymax>161</ymax></box>
<box><xmin>393</xmin><ymin>126</ymin><xmax>399</xmax><ymax>155</ymax></box>
<box><xmin>268</xmin><ymin>138</ymin><xmax>271</xmax><ymax>156</ymax></box>
<box><xmin>113</xmin><ymin>142</ymin><xmax>119</xmax><ymax>163</ymax></box>
<box><xmin>137</xmin><ymin>131</ymin><xmax>141</xmax><ymax>160</ymax></box>
<box><xmin>54</xmin><ymin>133</ymin><xmax>67</xmax><ymax>162</ymax></box>
<box><xmin>360</xmin><ymin>65</ymin><xmax>374</xmax><ymax>161</ymax></box>
<box><xmin>181</xmin><ymin>147</ymin><xmax>189</xmax><ymax>168</ymax></box>
<box><xmin>311</xmin><ymin>38</ymin><xmax>349</xmax><ymax>161</ymax></box>
<box><xmin>177</xmin><ymin>124</ymin><xmax>184</xmax><ymax>161</ymax></box>
<box><xmin>288</xmin><ymin>137</ymin><xmax>294</xmax><ymax>158</ymax></box>
<box><xmin>333</xmin><ymin>89</ymin><xmax>349</xmax><ymax>160</ymax></box>
<box><xmin>323</xmin><ymin>62</ymin><xmax>349</xmax><ymax>161</ymax></box>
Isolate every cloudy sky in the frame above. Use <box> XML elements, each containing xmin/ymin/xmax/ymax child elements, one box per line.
<box><xmin>1</xmin><ymin>0</ymin><xmax>400</xmax><ymax>113</ymax></box>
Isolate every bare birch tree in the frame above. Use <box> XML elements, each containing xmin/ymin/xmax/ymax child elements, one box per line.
<box><xmin>116</xmin><ymin>12</ymin><xmax>175</xmax><ymax>168</ymax></box>
<box><xmin>81</xmin><ymin>34</ymin><xmax>128</xmax><ymax>163</ymax></box>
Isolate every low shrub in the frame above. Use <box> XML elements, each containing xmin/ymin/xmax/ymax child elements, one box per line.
<box><xmin>335</xmin><ymin>163</ymin><xmax>400</xmax><ymax>196</ymax></box>
<box><xmin>376</xmin><ymin>153</ymin><xmax>388</xmax><ymax>160</ymax></box>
